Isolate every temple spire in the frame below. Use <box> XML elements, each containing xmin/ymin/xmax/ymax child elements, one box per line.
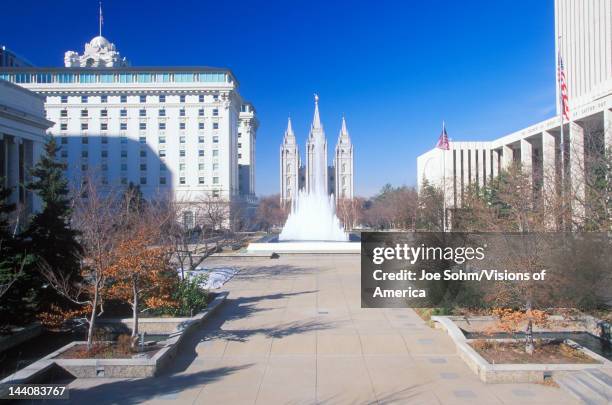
<box><xmin>312</xmin><ymin>93</ymin><xmax>322</xmax><ymax>130</ymax></box>
<box><xmin>338</xmin><ymin>115</ymin><xmax>351</xmax><ymax>144</ymax></box>
<box><xmin>284</xmin><ymin>117</ymin><xmax>295</xmax><ymax>141</ymax></box>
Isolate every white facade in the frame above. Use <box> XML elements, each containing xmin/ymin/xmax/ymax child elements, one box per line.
<box><xmin>64</xmin><ymin>35</ymin><xmax>129</xmax><ymax>68</ymax></box>
<box><xmin>279</xmin><ymin>118</ymin><xmax>300</xmax><ymax>203</ymax></box>
<box><xmin>417</xmin><ymin>0</ymin><xmax>612</xmax><ymax>226</ymax></box>
<box><xmin>0</xmin><ymin>79</ymin><xmax>51</xmax><ymax>214</ymax></box>
<box><xmin>280</xmin><ymin>97</ymin><xmax>355</xmax><ymax>204</ymax></box>
<box><xmin>0</xmin><ymin>35</ymin><xmax>257</xmax><ymax>206</ymax></box>
<box><xmin>238</xmin><ymin>102</ymin><xmax>257</xmax><ymax>199</ymax></box>
<box><xmin>334</xmin><ymin>116</ymin><xmax>354</xmax><ymax>200</ymax></box>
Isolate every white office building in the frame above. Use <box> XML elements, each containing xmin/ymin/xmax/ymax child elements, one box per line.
<box><xmin>417</xmin><ymin>0</ymin><xmax>612</xmax><ymax>225</ymax></box>
<box><xmin>0</xmin><ymin>79</ymin><xmax>52</xmax><ymax>215</ymax></box>
<box><xmin>0</xmin><ymin>33</ymin><xmax>258</xmax><ymax>210</ymax></box>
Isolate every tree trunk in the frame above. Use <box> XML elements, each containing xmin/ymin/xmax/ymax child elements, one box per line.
<box><xmin>87</xmin><ymin>287</ymin><xmax>99</xmax><ymax>351</ymax></box>
<box><xmin>525</xmin><ymin>300</ymin><xmax>534</xmax><ymax>355</ymax></box>
<box><xmin>131</xmin><ymin>280</ymin><xmax>139</xmax><ymax>350</ymax></box>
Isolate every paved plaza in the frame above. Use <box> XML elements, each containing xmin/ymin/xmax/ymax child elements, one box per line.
<box><xmin>66</xmin><ymin>255</ymin><xmax>577</xmax><ymax>404</ymax></box>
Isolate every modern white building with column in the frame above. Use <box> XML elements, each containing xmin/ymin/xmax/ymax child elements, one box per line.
<box><xmin>0</xmin><ymin>34</ymin><xmax>257</xmax><ymax>215</ymax></box>
<box><xmin>417</xmin><ymin>0</ymin><xmax>612</xmax><ymax>225</ymax></box>
<box><xmin>0</xmin><ymin>79</ymin><xmax>51</xmax><ymax>215</ymax></box>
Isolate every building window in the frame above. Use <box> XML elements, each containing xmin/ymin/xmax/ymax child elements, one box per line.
<box><xmin>179</xmin><ymin>177</ymin><xmax>185</xmax><ymax>185</ymax></box>
<box><xmin>140</xmin><ymin>150</ymin><xmax>146</xmax><ymax>157</ymax></box>
<box><xmin>140</xmin><ymin>164</ymin><xmax>147</xmax><ymax>171</ymax></box>
<box><xmin>180</xmin><ymin>109</ymin><xmax>186</xmax><ymax>117</ymax></box>
<box><xmin>60</xmin><ymin>123</ymin><xmax>67</xmax><ymax>131</ymax></box>
<box><xmin>238</xmin><ymin>132</ymin><xmax>242</xmax><ymax>138</ymax></box>
<box><xmin>81</xmin><ymin>95</ymin><xmax>88</xmax><ymax>103</ymax></box>
<box><xmin>159</xmin><ymin>136</ymin><xmax>166</xmax><ymax>144</ymax></box>
<box><xmin>81</xmin><ymin>109</ymin><xmax>88</xmax><ymax>117</ymax></box>
<box><xmin>158</xmin><ymin>109</ymin><xmax>166</xmax><ymax>117</ymax></box>
<box><xmin>121</xmin><ymin>177</ymin><xmax>127</xmax><ymax>185</ymax></box>
<box><xmin>61</xmin><ymin>95</ymin><xmax>68</xmax><ymax>103</ymax></box>
<box><xmin>120</xmin><ymin>123</ymin><xmax>127</xmax><ymax>130</ymax></box>
<box><xmin>160</xmin><ymin>164</ymin><xmax>167</xmax><ymax>171</ymax></box>
<box><xmin>120</xmin><ymin>109</ymin><xmax>127</xmax><ymax>117</ymax></box>
<box><xmin>61</xmin><ymin>150</ymin><xmax>68</xmax><ymax>158</ymax></box>
<box><xmin>140</xmin><ymin>177</ymin><xmax>147</xmax><ymax>185</ymax></box>
<box><xmin>198</xmin><ymin>150</ymin><xmax>204</xmax><ymax>157</ymax></box>
<box><xmin>81</xmin><ymin>123</ymin><xmax>88</xmax><ymax>131</ymax></box>
<box><xmin>139</xmin><ymin>123</ymin><xmax>147</xmax><ymax>130</ymax></box>
<box><xmin>213</xmin><ymin>163</ymin><xmax>219</xmax><ymax>170</ymax></box>
<box><xmin>213</xmin><ymin>123</ymin><xmax>219</xmax><ymax>130</ymax></box>
<box><xmin>102</xmin><ymin>163</ymin><xmax>108</xmax><ymax>171</ymax></box>
<box><xmin>159</xmin><ymin>94</ymin><xmax>165</xmax><ymax>103</ymax></box>
<box><xmin>212</xmin><ymin>150</ymin><xmax>218</xmax><ymax>157</ymax></box>
<box><xmin>213</xmin><ymin>177</ymin><xmax>219</xmax><ymax>184</ymax></box>
<box><xmin>160</xmin><ymin>177</ymin><xmax>166</xmax><ymax>185</ymax></box>
<box><xmin>213</xmin><ymin>94</ymin><xmax>219</xmax><ymax>101</ymax></box>
<box><xmin>198</xmin><ymin>108</ymin><xmax>204</xmax><ymax>116</ymax></box>
<box><xmin>199</xmin><ymin>95</ymin><xmax>204</xmax><ymax>102</ymax></box>
<box><xmin>121</xmin><ymin>163</ymin><xmax>128</xmax><ymax>170</ymax></box>
<box><xmin>198</xmin><ymin>122</ymin><xmax>204</xmax><ymax>130</ymax></box>
<box><xmin>179</xmin><ymin>123</ymin><xmax>185</xmax><ymax>130</ymax></box>
<box><xmin>121</xmin><ymin>136</ymin><xmax>127</xmax><ymax>144</ymax></box>
<box><xmin>238</xmin><ymin>153</ymin><xmax>242</xmax><ymax>159</ymax></box>
<box><xmin>101</xmin><ymin>95</ymin><xmax>108</xmax><ymax>103</ymax></box>
<box><xmin>179</xmin><ymin>136</ymin><xmax>185</xmax><ymax>143</ymax></box>
<box><xmin>238</xmin><ymin>143</ymin><xmax>242</xmax><ymax>148</ymax></box>
<box><xmin>120</xmin><ymin>95</ymin><xmax>127</xmax><ymax>103</ymax></box>
<box><xmin>179</xmin><ymin>163</ymin><xmax>186</xmax><ymax>171</ymax></box>
<box><xmin>213</xmin><ymin>136</ymin><xmax>219</xmax><ymax>143</ymax></box>
<box><xmin>180</xmin><ymin>95</ymin><xmax>186</xmax><ymax>103</ymax></box>
<box><xmin>101</xmin><ymin>136</ymin><xmax>108</xmax><ymax>144</ymax></box>
<box><xmin>212</xmin><ymin>190</ymin><xmax>219</xmax><ymax>197</ymax></box>
<box><xmin>121</xmin><ymin>151</ymin><xmax>128</xmax><ymax>158</ymax></box>
<box><xmin>212</xmin><ymin>108</ymin><xmax>218</xmax><ymax>116</ymax></box>
<box><xmin>61</xmin><ymin>137</ymin><xmax>68</xmax><ymax>144</ymax></box>
<box><xmin>159</xmin><ymin>122</ymin><xmax>166</xmax><ymax>130</ymax></box>
<box><xmin>198</xmin><ymin>163</ymin><xmax>204</xmax><ymax>170</ymax></box>
<box><xmin>139</xmin><ymin>109</ymin><xmax>146</xmax><ymax>117</ymax></box>
<box><xmin>198</xmin><ymin>177</ymin><xmax>204</xmax><ymax>184</ymax></box>
<box><xmin>198</xmin><ymin>136</ymin><xmax>204</xmax><ymax>143</ymax></box>
<box><xmin>81</xmin><ymin>150</ymin><xmax>88</xmax><ymax>158</ymax></box>
<box><xmin>101</xmin><ymin>150</ymin><xmax>108</xmax><ymax>158</ymax></box>
<box><xmin>139</xmin><ymin>136</ymin><xmax>146</xmax><ymax>143</ymax></box>
<box><xmin>159</xmin><ymin>150</ymin><xmax>166</xmax><ymax>157</ymax></box>
<box><xmin>81</xmin><ymin>164</ymin><xmax>88</xmax><ymax>172</ymax></box>
<box><xmin>60</xmin><ymin>109</ymin><xmax>68</xmax><ymax>117</ymax></box>
<box><xmin>100</xmin><ymin>123</ymin><xmax>108</xmax><ymax>131</ymax></box>
<box><xmin>100</xmin><ymin>109</ymin><xmax>107</xmax><ymax>117</ymax></box>
<box><xmin>140</xmin><ymin>95</ymin><xmax>146</xmax><ymax>103</ymax></box>
<box><xmin>180</xmin><ymin>150</ymin><xmax>186</xmax><ymax>157</ymax></box>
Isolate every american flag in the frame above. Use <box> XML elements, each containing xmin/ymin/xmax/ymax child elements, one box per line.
<box><xmin>436</xmin><ymin>122</ymin><xmax>450</xmax><ymax>150</ymax></box>
<box><xmin>558</xmin><ymin>53</ymin><xmax>570</xmax><ymax>121</ymax></box>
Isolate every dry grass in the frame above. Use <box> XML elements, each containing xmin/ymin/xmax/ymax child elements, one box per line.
<box><xmin>470</xmin><ymin>339</ymin><xmax>600</xmax><ymax>364</ymax></box>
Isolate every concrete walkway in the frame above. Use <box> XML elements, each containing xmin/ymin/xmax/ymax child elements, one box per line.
<box><xmin>67</xmin><ymin>255</ymin><xmax>577</xmax><ymax>404</ymax></box>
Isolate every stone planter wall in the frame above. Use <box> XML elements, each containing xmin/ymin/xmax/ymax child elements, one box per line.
<box><xmin>0</xmin><ymin>292</ymin><xmax>228</xmax><ymax>382</ymax></box>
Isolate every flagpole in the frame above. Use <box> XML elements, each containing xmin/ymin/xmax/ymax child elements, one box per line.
<box><xmin>558</xmin><ymin>36</ymin><xmax>565</xmax><ymax>229</ymax></box>
<box><xmin>442</xmin><ymin>121</ymin><xmax>447</xmax><ymax>232</ymax></box>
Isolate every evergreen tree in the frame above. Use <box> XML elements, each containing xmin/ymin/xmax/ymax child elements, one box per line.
<box><xmin>25</xmin><ymin>138</ymin><xmax>81</xmax><ymax>314</ymax></box>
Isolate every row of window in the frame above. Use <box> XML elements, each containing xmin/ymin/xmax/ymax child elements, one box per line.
<box><xmin>0</xmin><ymin>71</ymin><xmax>228</xmax><ymax>85</ymax></box>
<box><xmin>75</xmin><ymin>173</ymin><xmax>220</xmax><ymax>187</ymax></box>
<box><xmin>61</xmin><ymin>147</ymin><xmax>221</xmax><ymax>159</ymax></box>
<box><xmin>69</xmin><ymin>107</ymin><xmax>219</xmax><ymax>117</ymax></box>
<box><xmin>61</xmin><ymin>94</ymin><xmax>220</xmax><ymax>104</ymax></box>
<box><xmin>61</xmin><ymin>122</ymin><xmax>219</xmax><ymax>131</ymax></box>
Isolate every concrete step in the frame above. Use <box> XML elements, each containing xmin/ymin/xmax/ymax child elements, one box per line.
<box><xmin>555</xmin><ymin>370</ymin><xmax>611</xmax><ymax>405</ymax></box>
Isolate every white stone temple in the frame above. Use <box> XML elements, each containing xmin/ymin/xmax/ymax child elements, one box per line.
<box><xmin>280</xmin><ymin>96</ymin><xmax>354</xmax><ymax>205</ymax></box>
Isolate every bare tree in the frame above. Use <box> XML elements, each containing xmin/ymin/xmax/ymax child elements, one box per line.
<box><xmin>255</xmin><ymin>194</ymin><xmax>287</xmax><ymax>232</ymax></box>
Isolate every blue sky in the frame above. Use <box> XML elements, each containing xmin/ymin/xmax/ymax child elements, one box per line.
<box><xmin>0</xmin><ymin>0</ymin><xmax>557</xmax><ymax>196</ymax></box>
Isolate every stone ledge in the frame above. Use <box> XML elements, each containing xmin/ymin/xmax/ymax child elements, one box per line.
<box><xmin>0</xmin><ymin>291</ymin><xmax>228</xmax><ymax>381</ymax></box>
<box><xmin>432</xmin><ymin>315</ymin><xmax>612</xmax><ymax>384</ymax></box>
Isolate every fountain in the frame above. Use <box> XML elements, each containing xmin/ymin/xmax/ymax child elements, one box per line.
<box><xmin>248</xmin><ymin>95</ymin><xmax>358</xmax><ymax>254</ymax></box>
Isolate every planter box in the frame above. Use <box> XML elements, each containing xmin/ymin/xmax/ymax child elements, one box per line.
<box><xmin>0</xmin><ymin>292</ymin><xmax>228</xmax><ymax>381</ymax></box>
<box><xmin>0</xmin><ymin>323</ymin><xmax>42</xmax><ymax>354</ymax></box>
<box><xmin>432</xmin><ymin>315</ymin><xmax>611</xmax><ymax>383</ymax></box>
